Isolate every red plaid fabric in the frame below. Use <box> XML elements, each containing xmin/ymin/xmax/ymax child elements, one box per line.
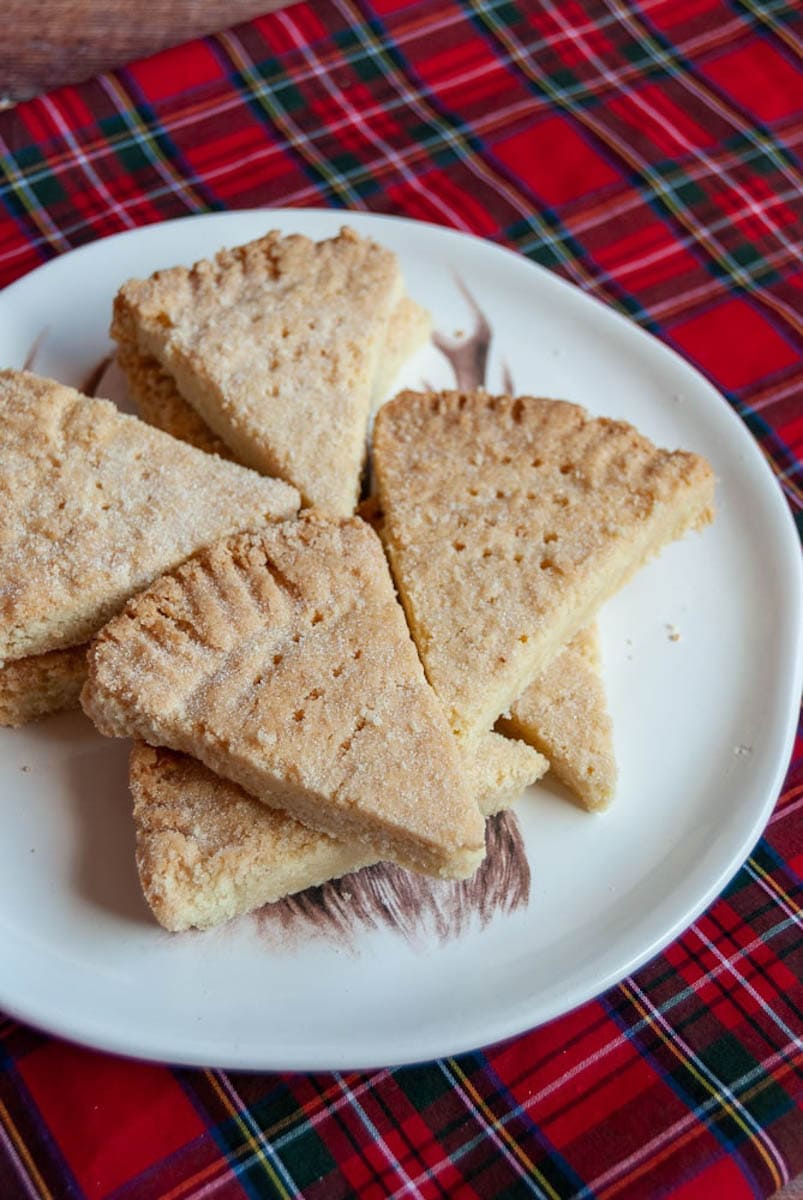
<box><xmin>0</xmin><ymin>2</ymin><xmax>801</xmax><ymax>1197</ymax></box>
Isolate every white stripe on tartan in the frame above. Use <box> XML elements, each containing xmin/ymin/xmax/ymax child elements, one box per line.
<box><xmin>217</xmin><ymin>27</ymin><xmax>368</xmax><ymax>212</ymax></box>
<box><xmin>386</xmin><ymin>1121</ymin><xmax>514</xmax><ymax>1200</ymax></box>
<box><xmin>535</xmin><ymin>164</ymin><xmax>801</xmax><ymax>255</ymax></box>
<box><xmin>437</xmin><ymin>1060</ymin><xmax>552</xmax><ymax>1198</ymax></box>
<box><xmin>533</xmin><ymin>0</ymin><xmax>800</xmax><ymax>282</ymax></box>
<box><xmin>770</xmin><ymin>793</ymin><xmax>803</xmax><ymax>824</ymax></box>
<box><xmin>575</xmin><ymin>1039</ymin><xmax>799</xmax><ymax>1199</ymax></box>
<box><xmin>741</xmin><ymin>0</ymin><xmax>803</xmax><ymax>54</ymax></box>
<box><xmin>97</xmin><ymin>75</ymin><xmax>207</xmax><ymax>214</ymax></box>
<box><xmin>0</xmin><ymin>170</ymin><xmax>798</xmax><ymax>362</ymax></box>
<box><xmin>743</xmin><ymin>860</ymin><xmax>803</xmax><ymax>927</ymax></box>
<box><xmin>608</xmin><ymin>0</ymin><xmax>803</xmax><ymax>195</ymax></box>
<box><xmin>177</xmin><ymin>1159</ymin><xmax>252</xmax><ymax>1200</ymax></box>
<box><xmin>563</xmin><ymin>190</ymin><xmax>802</xmax><ymax>301</ymax></box>
<box><xmin>333</xmin><ymin>1072</ymin><xmax>423</xmax><ymax>1199</ymax></box>
<box><xmin>749</xmin><ymin>376</ymin><xmax>803</xmax><ymax>418</ymax></box>
<box><xmin>480</xmin><ymin>0</ymin><xmax>803</xmax><ymax>329</ymax></box>
<box><xmin>4</xmin><ymin>111</ymin><xmax>796</xmax><ymax>309</ymax></box>
<box><xmin>39</xmin><ymin>95</ymin><xmax>136</xmax><ymax>230</ymax></box>
<box><xmin>626</xmin><ymin>976</ymin><xmax>789</xmax><ymax>1186</ymax></box>
<box><xmin>458</xmin><ymin>1022</ymin><xmax>799</xmax><ymax>1200</ymax></box>
<box><xmin>332</xmin><ymin>0</ymin><xmax>802</xmax><ymax>304</ymax></box>
<box><xmin>644</xmin><ymin>242</ymin><xmax>800</xmax><ymax>320</ymax></box>
<box><xmin>0</xmin><ymin>132</ymin><xmax>73</xmax><ymax>255</ymax></box>
<box><xmin>213</xmin><ymin>1070</ymin><xmax>303</xmax><ymax>1199</ymax></box>
<box><xmin>0</xmin><ymin>1118</ymin><xmax>40</xmax><ymax>1200</ymax></box>
<box><xmin>279</xmin><ymin>8</ymin><xmax>473</xmax><ymax>233</ymax></box>
<box><xmin>2</xmin><ymin>108</ymin><xmax>793</xmax><ymax>278</ymax></box>
<box><xmin>0</xmin><ymin>0</ymin><xmax>789</xmax><ymax>216</ymax></box>
<box><xmin>170</xmin><ymin>1075</ymin><xmax>399</xmax><ymax>1200</ymax></box>
<box><xmin>479</xmin><ymin>917</ymin><xmax>798</xmax><ymax>1126</ymax></box>
<box><xmin>1</xmin><ymin>43</ymin><xmax>799</xmax><ymax>282</ymax></box>
<box><xmin>691</xmin><ymin>921</ymin><xmax>803</xmax><ymax>1047</ymax></box>
<box><xmin>330</xmin><ymin>0</ymin><xmax>591</xmax><ymax>288</ymax></box>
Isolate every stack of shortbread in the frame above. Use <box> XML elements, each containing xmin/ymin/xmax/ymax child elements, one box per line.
<box><xmin>0</xmin><ymin>228</ymin><xmax>715</xmax><ymax>931</ymax></box>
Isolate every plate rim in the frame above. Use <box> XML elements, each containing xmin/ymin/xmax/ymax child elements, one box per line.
<box><xmin>0</xmin><ymin>207</ymin><xmax>800</xmax><ymax>1070</ymax></box>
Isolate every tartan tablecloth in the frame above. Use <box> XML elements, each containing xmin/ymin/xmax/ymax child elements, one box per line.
<box><xmin>1</xmin><ymin>1</ymin><xmax>801</xmax><ymax>1196</ymax></box>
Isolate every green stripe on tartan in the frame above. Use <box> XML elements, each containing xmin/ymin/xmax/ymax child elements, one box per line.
<box><xmin>99</xmin><ymin>75</ymin><xmax>213</xmax><ymax>214</ymax></box>
<box><xmin>335</xmin><ymin>0</ymin><xmax>582</xmax><ymax>259</ymax></box>
<box><xmin>468</xmin><ymin>0</ymin><xmax>803</xmax><ymax>314</ymax></box>
<box><xmin>734</xmin><ymin>0</ymin><xmax>802</xmax><ymax>38</ymax></box>
<box><xmin>337</xmin><ymin>0</ymin><xmax>616</xmax><ymax>302</ymax></box>
<box><xmin>216</xmin><ymin>27</ymin><xmax>368</xmax><ymax>208</ymax></box>
<box><xmin>609</xmin><ymin>983</ymin><xmax>788</xmax><ymax>1188</ymax></box>
<box><xmin>615</xmin><ymin>0</ymin><xmax>800</xmax><ymax>180</ymax></box>
<box><xmin>0</xmin><ymin>141</ymin><xmax>72</xmax><ymax>253</ymax></box>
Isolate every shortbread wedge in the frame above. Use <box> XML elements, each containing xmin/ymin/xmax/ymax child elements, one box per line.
<box><xmin>112</xmin><ymin>228</ymin><xmax>412</xmax><ymax>513</ymax></box>
<box><xmin>130</xmin><ymin>732</ymin><xmax>546</xmax><ymax>931</ymax></box>
<box><xmin>498</xmin><ymin>626</ymin><xmax>616</xmax><ymax>810</ymax></box>
<box><xmin>0</xmin><ymin>371</ymin><xmax>299</xmax><ymax>662</ymax></box>
<box><xmin>373</xmin><ymin>390</ymin><xmax>715</xmax><ymax>741</ymax></box>
<box><xmin>360</xmin><ymin>496</ymin><xmax>617</xmax><ymax>806</ymax></box>
<box><xmin>372</xmin><ymin>296</ymin><xmax>431</xmax><ymax>405</ymax></box>
<box><xmin>119</xmin><ymin>295</ymin><xmax>431</xmax><ymax>460</ymax></box>
<box><xmin>82</xmin><ymin>514</ymin><xmax>487</xmax><ymax>879</ymax></box>
<box><xmin>0</xmin><ymin>644</ymin><xmax>88</xmax><ymax>727</ymax></box>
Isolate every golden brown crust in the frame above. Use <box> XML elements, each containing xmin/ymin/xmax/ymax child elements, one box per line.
<box><xmin>498</xmin><ymin>626</ymin><xmax>617</xmax><ymax>810</ymax></box>
<box><xmin>112</xmin><ymin>228</ymin><xmax>407</xmax><ymax>514</ymax></box>
<box><xmin>373</xmin><ymin>389</ymin><xmax>715</xmax><ymax>741</ymax></box>
<box><xmin>0</xmin><ymin>370</ymin><xmax>299</xmax><ymax>661</ymax></box>
<box><xmin>117</xmin><ymin>295</ymin><xmax>431</xmax><ymax>462</ymax></box>
<box><xmin>0</xmin><ymin>644</ymin><xmax>88</xmax><ymax>727</ymax></box>
<box><xmin>83</xmin><ymin>513</ymin><xmax>487</xmax><ymax>879</ymax></box>
<box><xmin>130</xmin><ymin>731</ymin><xmax>545</xmax><ymax>931</ymax></box>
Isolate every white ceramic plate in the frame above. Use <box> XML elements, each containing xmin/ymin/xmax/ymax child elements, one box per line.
<box><xmin>0</xmin><ymin>210</ymin><xmax>800</xmax><ymax>1071</ymax></box>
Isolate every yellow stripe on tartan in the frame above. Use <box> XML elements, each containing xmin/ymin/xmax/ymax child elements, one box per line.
<box><xmin>159</xmin><ymin>1155</ymin><xmax>236</xmax><ymax>1200</ymax></box>
<box><xmin>334</xmin><ymin>0</ymin><xmax>633</xmax><ymax>313</ymax></box>
<box><xmin>96</xmin><ymin>75</ymin><xmax>210</xmax><ymax>215</ymax></box>
<box><xmin>0</xmin><ymin>1099</ymin><xmax>54</xmax><ymax>1200</ymax></box>
<box><xmin>596</xmin><ymin>1054</ymin><xmax>800</xmax><ymax>1200</ymax></box>
<box><xmin>619</xmin><ymin>982</ymin><xmax>784</xmax><ymax>1192</ymax></box>
<box><xmin>471</xmin><ymin>1</ymin><xmax>803</xmax><ymax>337</ymax></box>
<box><xmin>217</xmin><ymin>28</ymin><xmax>365</xmax><ymax>210</ymax></box>
<box><xmin>739</xmin><ymin>0</ymin><xmax>803</xmax><ymax>57</ymax></box>
<box><xmin>739</xmin><ymin>417</ymin><xmax>803</xmax><ymax>507</ymax></box>
<box><xmin>746</xmin><ymin>854</ymin><xmax>803</xmax><ymax>917</ymax></box>
<box><xmin>203</xmin><ymin>1070</ymin><xmax>294</xmax><ymax>1200</ymax></box>
<box><xmin>607</xmin><ymin>0</ymin><xmax>802</xmax><ymax>199</ymax></box>
<box><xmin>161</xmin><ymin>1071</ymin><xmax>351</xmax><ymax>1200</ymax></box>
<box><xmin>448</xmin><ymin>1059</ymin><xmax>563</xmax><ymax>1200</ymax></box>
<box><xmin>0</xmin><ymin>150</ymin><xmax>72</xmax><ymax>258</ymax></box>
<box><xmin>761</xmin><ymin>447</ymin><xmax>803</xmax><ymax>508</ymax></box>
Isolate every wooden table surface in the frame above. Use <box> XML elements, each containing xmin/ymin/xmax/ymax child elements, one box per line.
<box><xmin>0</xmin><ymin>0</ymin><xmax>294</xmax><ymax>103</ymax></box>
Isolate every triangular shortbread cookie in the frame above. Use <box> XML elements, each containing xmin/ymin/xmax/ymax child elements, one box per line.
<box><xmin>112</xmin><ymin>228</ymin><xmax>410</xmax><ymax>514</ymax></box>
<box><xmin>0</xmin><ymin>370</ymin><xmax>299</xmax><ymax>661</ymax></box>
<box><xmin>358</xmin><ymin>494</ymin><xmax>616</xmax><ymax>806</ymax></box>
<box><xmin>82</xmin><ymin>513</ymin><xmax>487</xmax><ymax>879</ymax></box>
<box><xmin>373</xmin><ymin>390</ymin><xmax>714</xmax><ymax>741</ymax></box>
<box><xmin>118</xmin><ymin>295</ymin><xmax>431</xmax><ymax>460</ymax></box>
<box><xmin>130</xmin><ymin>732</ymin><xmax>546</xmax><ymax>930</ymax></box>
<box><xmin>498</xmin><ymin>625</ymin><xmax>617</xmax><ymax>810</ymax></box>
